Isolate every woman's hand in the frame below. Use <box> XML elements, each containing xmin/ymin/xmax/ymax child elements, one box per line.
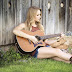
<box><xmin>29</xmin><ymin>36</ymin><xmax>38</xmax><ymax>44</ymax></box>
<box><xmin>61</xmin><ymin>32</ymin><xmax>65</xmax><ymax>38</ymax></box>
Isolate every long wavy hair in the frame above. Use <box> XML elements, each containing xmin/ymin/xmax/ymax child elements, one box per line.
<box><xmin>25</xmin><ymin>6</ymin><xmax>44</xmax><ymax>32</ymax></box>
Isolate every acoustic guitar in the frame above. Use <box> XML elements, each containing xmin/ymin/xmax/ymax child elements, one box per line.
<box><xmin>16</xmin><ymin>30</ymin><xmax>61</xmax><ymax>53</ymax></box>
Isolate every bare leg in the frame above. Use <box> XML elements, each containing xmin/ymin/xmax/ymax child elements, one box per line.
<box><xmin>37</xmin><ymin>47</ymin><xmax>71</xmax><ymax>61</ymax></box>
<box><xmin>52</xmin><ymin>57</ymin><xmax>70</xmax><ymax>63</ymax></box>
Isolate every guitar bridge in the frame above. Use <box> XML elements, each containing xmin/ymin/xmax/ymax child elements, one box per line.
<box><xmin>33</xmin><ymin>42</ymin><xmax>43</xmax><ymax>47</ymax></box>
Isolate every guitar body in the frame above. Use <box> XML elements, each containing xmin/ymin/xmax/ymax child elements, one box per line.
<box><xmin>16</xmin><ymin>30</ymin><xmax>45</xmax><ymax>52</ymax></box>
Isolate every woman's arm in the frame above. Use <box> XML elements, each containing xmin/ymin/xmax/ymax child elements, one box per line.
<box><xmin>44</xmin><ymin>39</ymin><xmax>57</xmax><ymax>45</ymax></box>
<box><xmin>13</xmin><ymin>23</ymin><xmax>38</xmax><ymax>43</ymax></box>
<box><xmin>13</xmin><ymin>23</ymin><xmax>32</xmax><ymax>39</ymax></box>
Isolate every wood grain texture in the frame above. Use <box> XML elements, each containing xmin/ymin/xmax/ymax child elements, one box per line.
<box><xmin>0</xmin><ymin>0</ymin><xmax>71</xmax><ymax>45</ymax></box>
<box><xmin>0</xmin><ymin>0</ymin><xmax>17</xmax><ymax>45</ymax></box>
<box><xmin>0</xmin><ymin>0</ymin><xmax>2</xmax><ymax>45</ymax></box>
<box><xmin>59</xmin><ymin>0</ymin><xmax>66</xmax><ymax>32</ymax></box>
<box><xmin>68</xmin><ymin>0</ymin><xmax>72</xmax><ymax>31</ymax></box>
<box><xmin>32</xmin><ymin>0</ymin><xmax>39</xmax><ymax>7</ymax></box>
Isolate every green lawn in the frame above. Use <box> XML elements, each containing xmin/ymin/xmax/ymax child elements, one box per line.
<box><xmin>0</xmin><ymin>45</ymin><xmax>72</xmax><ymax>72</ymax></box>
<box><xmin>0</xmin><ymin>58</ymin><xmax>72</xmax><ymax>72</ymax></box>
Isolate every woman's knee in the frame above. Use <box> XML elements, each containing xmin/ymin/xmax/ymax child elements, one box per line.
<box><xmin>53</xmin><ymin>48</ymin><xmax>61</xmax><ymax>55</ymax></box>
<box><xmin>38</xmin><ymin>47</ymin><xmax>61</xmax><ymax>56</ymax></box>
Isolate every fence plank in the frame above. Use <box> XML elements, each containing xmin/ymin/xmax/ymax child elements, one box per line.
<box><xmin>39</xmin><ymin>0</ymin><xmax>42</xmax><ymax>25</ymax></box>
<box><xmin>8</xmin><ymin>0</ymin><xmax>17</xmax><ymax>43</ymax></box>
<box><xmin>32</xmin><ymin>0</ymin><xmax>39</xmax><ymax>7</ymax></box>
<box><xmin>42</xmin><ymin>0</ymin><xmax>46</xmax><ymax>33</ymax></box>
<box><xmin>2</xmin><ymin>0</ymin><xmax>7</xmax><ymax>45</ymax></box>
<box><xmin>21</xmin><ymin>0</ymin><xmax>31</xmax><ymax>22</ymax></box>
<box><xmin>54</xmin><ymin>0</ymin><xmax>59</xmax><ymax>34</ymax></box>
<box><xmin>17</xmin><ymin>0</ymin><xmax>31</xmax><ymax>25</ymax></box>
<box><xmin>16</xmin><ymin>0</ymin><xmax>22</xmax><ymax>25</ymax></box>
<box><xmin>0</xmin><ymin>0</ymin><xmax>17</xmax><ymax>45</ymax></box>
<box><xmin>0</xmin><ymin>0</ymin><xmax>2</xmax><ymax>45</ymax></box>
<box><xmin>39</xmin><ymin>0</ymin><xmax>42</xmax><ymax>9</ymax></box>
<box><xmin>68</xmin><ymin>0</ymin><xmax>72</xmax><ymax>31</ymax></box>
<box><xmin>65</xmin><ymin>0</ymin><xmax>69</xmax><ymax>32</ymax></box>
<box><xmin>59</xmin><ymin>0</ymin><xmax>66</xmax><ymax>33</ymax></box>
<box><xmin>45</xmin><ymin>0</ymin><xmax>48</xmax><ymax>34</ymax></box>
<box><xmin>45</xmin><ymin>0</ymin><xmax>56</xmax><ymax>34</ymax></box>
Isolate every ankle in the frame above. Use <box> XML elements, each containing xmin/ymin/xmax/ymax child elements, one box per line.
<box><xmin>69</xmin><ymin>56</ymin><xmax>72</xmax><ymax>64</ymax></box>
<box><xmin>69</xmin><ymin>56</ymin><xmax>72</xmax><ymax>61</ymax></box>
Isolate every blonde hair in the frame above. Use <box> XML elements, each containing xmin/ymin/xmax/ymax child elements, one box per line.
<box><xmin>25</xmin><ymin>6</ymin><xmax>44</xmax><ymax>32</ymax></box>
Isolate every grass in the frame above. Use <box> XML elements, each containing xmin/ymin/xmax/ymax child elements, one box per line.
<box><xmin>0</xmin><ymin>45</ymin><xmax>72</xmax><ymax>72</ymax></box>
<box><xmin>0</xmin><ymin>57</ymin><xmax>72</xmax><ymax>72</ymax></box>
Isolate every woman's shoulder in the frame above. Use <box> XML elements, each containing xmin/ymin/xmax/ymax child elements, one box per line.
<box><xmin>13</xmin><ymin>23</ymin><xmax>26</xmax><ymax>30</ymax></box>
<box><xmin>17</xmin><ymin>23</ymin><xmax>27</xmax><ymax>29</ymax></box>
<box><xmin>19</xmin><ymin>23</ymin><xmax>26</xmax><ymax>27</ymax></box>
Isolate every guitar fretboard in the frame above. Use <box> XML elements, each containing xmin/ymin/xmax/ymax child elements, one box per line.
<box><xmin>40</xmin><ymin>34</ymin><xmax>61</xmax><ymax>40</ymax></box>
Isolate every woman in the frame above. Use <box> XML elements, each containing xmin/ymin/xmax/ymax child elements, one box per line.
<box><xmin>13</xmin><ymin>6</ymin><xmax>72</xmax><ymax>64</ymax></box>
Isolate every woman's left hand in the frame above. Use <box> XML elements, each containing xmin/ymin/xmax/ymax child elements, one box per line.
<box><xmin>61</xmin><ymin>32</ymin><xmax>65</xmax><ymax>38</ymax></box>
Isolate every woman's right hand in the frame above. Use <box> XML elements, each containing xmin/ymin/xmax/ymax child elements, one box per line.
<box><xmin>29</xmin><ymin>36</ymin><xmax>38</xmax><ymax>44</ymax></box>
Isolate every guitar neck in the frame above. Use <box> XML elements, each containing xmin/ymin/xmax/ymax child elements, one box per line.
<box><xmin>40</xmin><ymin>34</ymin><xmax>61</xmax><ymax>40</ymax></box>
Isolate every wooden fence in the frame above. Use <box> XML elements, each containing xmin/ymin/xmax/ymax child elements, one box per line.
<box><xmin>0</xmin><ymin>0</ymin><xmax>72</xmax><ymax>45</ymax></box>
